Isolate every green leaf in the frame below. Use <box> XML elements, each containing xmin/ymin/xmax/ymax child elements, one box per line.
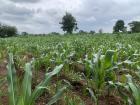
<box><xmin>7</xmin><ymin>53</ymin><xmax>17</xmax><ymax>105</ymax></box>
<box><xmin>126</xmin><ymin>74</ymin><xmax>140</xmax><ymax>105</ymax></box>
<box><xmin>47</xmin><ymin>87</ymin><xmax>67</xmax><ymax>105</ymax></box>
<box><xmin>87</xmin><ymin>88</ymin><xmax>97</xmax><ymax>105</ymax></box>
<box><xmin>104</xmin><ymin>50</ymin><xmax>115</xmax><ymax>69</ymax></box>
<box><xmin>29</xmin><ymin>64</ymin><xmax>63</xmax><ymax>105</ymax></box>
<box><xmin>21</xmin><ymin>63</ymin><xmax>32</xmax><ymax>105</ymax></box>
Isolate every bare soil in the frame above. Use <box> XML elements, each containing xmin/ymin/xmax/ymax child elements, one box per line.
<box><xmin>0</xmin><ymin>61</ymin><xmax>8</xmax><ymax>105</ymax></box>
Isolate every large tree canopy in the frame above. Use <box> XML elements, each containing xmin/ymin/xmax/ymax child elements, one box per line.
<box><xmin>60</xmin><ymin>12</ymin><xmax>78</xmax><ymax>34</ymax></box>
<box><xmin>128</xmin><ymin>21</ymin><xmax>140</xmax><ymax>33</ymax></box>
<box><xmin>0</xmin><ymin>23</ymin><xmax>17</xmax><ymax>37</ymax></box>
<box><xmin>113</xmin><ymin>20</ymin><xmax>125</xmax><ymax>33</ymax></box>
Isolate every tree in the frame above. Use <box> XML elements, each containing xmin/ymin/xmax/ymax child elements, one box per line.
<box><xmin>49</xmin><ymin>32</ymin><xmax>60</xmax><ymax>35</ymax></box>
<box><xmin>123</xmin><ymin>26</ymin><xmax>127</xmax><ymax>33</ymax></box>
<box><xmin>6</xmin><ymin>26</ymin><xmax>17</xmax><ymax>37</ymax></box>
<box><xmin>79</xmin><ymin>30</ymin><xmax>87</xmax><ymax>34</ymax></box>
<box><xmin>21</xmin><ymin>32</ymin><xmax>28</xmax><ymax>36</ymax></box>
<box><xmin>99</xmin><ymin>29</ymin><xmax>103</xmax><ymax>34</ymax></box>
<box><xmin>128</xmin><ymin>21</ymin><xmax>140</xmax><ymax>33</ymax></box>
<box><xmin>89</xmin><ymin>30</ymin><xmax>95</xmax><ymax>35</ymax></box>
<box><xmin>0</xmin><ymin>23</ymin><xmax>17</xmax><ymax>37</ymax></box>
<box><xmin>60</xmin><ymin>12</ymin><xmax>78</xmax><ymax>34</ymax></box>
<box><xmin>113</xmin><ymin>20</ymin><xmax>125</xmax><ymax>33</ymax></box>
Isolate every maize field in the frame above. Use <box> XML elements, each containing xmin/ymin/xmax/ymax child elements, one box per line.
<box><xmin>0</xmin><ymin>34</ymin><xmax>140</xmax><ymax>105</ymax></box>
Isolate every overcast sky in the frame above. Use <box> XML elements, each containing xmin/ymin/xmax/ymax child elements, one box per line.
<box><xmin>0</xmin><ymin>0</ymin><xmax>140</xmax><ymax>33</ymax></box>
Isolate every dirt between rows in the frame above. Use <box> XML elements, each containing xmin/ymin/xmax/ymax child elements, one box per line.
<box><xmin>0</xmin><ymin>61</ymin><xmax>7</xmax><ymax>76</ymax></box>
<box><xmin>0</xmin><ymin>61</ymin><xmax>8</xmax><ymax>105</ymax></box>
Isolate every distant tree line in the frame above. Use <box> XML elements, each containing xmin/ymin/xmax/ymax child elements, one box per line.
<box><xmin>0</xmin><ymin>23</ymin><xmax>17</xmax><ymax>37</ymax></box>
<box><xmin>79</xmin><ymin>30</ymin><xmax>95</xmax><ymax>34</ymax></box>
<box><xmin>128</xmin><ymin>21</ymin><xmax>140</xmax><ymax>33</ymax></box>
<box><xmin>1</xmin><ymin>12</ymin><xmax>140</xmax><ymax>37</ymax></box>
<box><xmin>60</xmin><ymin>12</ymin><xmax>140</xmax><ymax>34</ymax></box>
<box><xmin>113</xmin><ymin>20</ymin><xmax>140</xmax><ymax>33</ymax></box>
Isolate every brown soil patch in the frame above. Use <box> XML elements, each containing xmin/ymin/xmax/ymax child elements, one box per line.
<box><xmin>99</xmin><ymin>95</ymin><xmax>124</xmax><ymax>105</ymax></box>
<box><xmin>0</xmin><ymin>96</ymin><xmax>9</xmax><ymax>105</ymax></box>
<box><xmin>35</xmin><ymin>91</ymin><xmax>52</xmax><ymax>105</ymax></box>
<box><xmin>0</xmin><ymin>61</ymin><xmax>8</xmax><ymax>105</ymax></box>
<box><xmin>0</xmin><ymin>61</ymin><xmax>7</xmax><ymax>76</ymax></box>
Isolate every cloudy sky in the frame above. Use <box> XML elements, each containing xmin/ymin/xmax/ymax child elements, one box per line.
<box><xmin>0</xmin><ymin>0</ymin><xmax>140</xmax><ymax>33</ymax></box>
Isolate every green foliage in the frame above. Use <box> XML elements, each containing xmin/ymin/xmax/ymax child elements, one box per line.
<box><xmin>113</xmin><ymin>20</ymin><xmax>125</xmax><ymax>33</ymax></box>
<box><xmin>98</xmin><ymin>29</ymin><xmax>103</xmax><ymax>34</ymax></box>
<box><xmin>21</xmin><ymin>32</ymin><xmax>28</xmax><ymax>36</ymax></box>
<box><xmin>7</xmin><ymin>53</ymin><xmax>17</xmax><ymax>105</ymax></box>
<box><xmin>89</xmin><ymin>30</ymin><xmax>96</xmax><ymax>35</ymax></box>
<box><xmin>0</xmin><ymin>34</ymin><xmax>140</xmax><ymax>105</ymax></box>
<box><xmin>60</xmin><ymin>12</ymin><xmax>78</xmax><ymax>34</ymax></box>
<box><xmin>85</xmin><ymin>50</ymin><xmax>116</xmax><ymax>89</ymax></box>
<box><xmin>108</xmin><ymin>74</ymin><xmax>140</xmax><ymax>105</ymax></box>
<box><xmin>64</xmin><ymin>95</ymin><xmax>85</xmax><ymax>105</ymax></box>
<box><xmin>48</xmin><ymin>32</ymin><xmax>60</xmax><ymax>35</ymax></box>
<box><xmin>7</xmin><ymin>53</ymin><xmax>65</xmax><ymax>105</ymax></box>
<box><xmin>126</xmin><ymin>75</ymin><xmax>140</xmax><ymax>105</ymax></box>
<box><xmin>129</xmin><ymin>21</ymin><xmax>140</xmax><ymax>33</ymax></box>
<box><xmin>0</xmin><ymin>23</ymin><xmax>17</xmax><ymax>37</ymax></box>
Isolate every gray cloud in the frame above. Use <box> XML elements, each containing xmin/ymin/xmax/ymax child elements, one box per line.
<box><xmin>0</xmin><ymin>0</ymin><xmax>140</xmax><ymax>33</ymax></box>
<box><xmin>9</xmin><ymin>0</ymin><xmax>41</xmax><ymax>3</ymax></box>
<box><xmin>0</xmin><ymin>5</ymin><xmax>34</xmax><ymax>24</ymax></box>
<box><xmin>1</xmin><ymin>6</ymin><xmax>34</xmax><ymax>17</ymax></box>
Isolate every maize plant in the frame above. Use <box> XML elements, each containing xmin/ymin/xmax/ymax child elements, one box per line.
<box><xmin>83</xmin><ymin>50</ymin><xmax>118</xmax><ymax>105</ymax></box>
<box><xmin>126</xmin><ymin>74</ymin><xmax>140</xmax><ymax>105</ymax></box>
<box><xmin>107</xmin><ymin>74</ymin><xmax>140</xmax><ymax>105</ymax></box>
<box><xmin>85</xmin><ymin>50</ymin><xmax>117</xmax><ymax>89</ymax></box>
<box><xmin>7</xmin><ymin>53</ymin><xmax>66</xmax><ymax>105</ymax></box>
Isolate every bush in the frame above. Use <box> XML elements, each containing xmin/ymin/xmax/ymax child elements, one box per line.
<box><xmin>0</xmin><ymin>23</ymin><xmax>17</xmax><ymax>37</ymax></box>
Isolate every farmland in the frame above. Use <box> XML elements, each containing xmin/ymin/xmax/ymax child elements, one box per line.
<box><xmin>0</xmin><ymin>34</ymin><xmax>140</xmax><ymax>105</ymax></box>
